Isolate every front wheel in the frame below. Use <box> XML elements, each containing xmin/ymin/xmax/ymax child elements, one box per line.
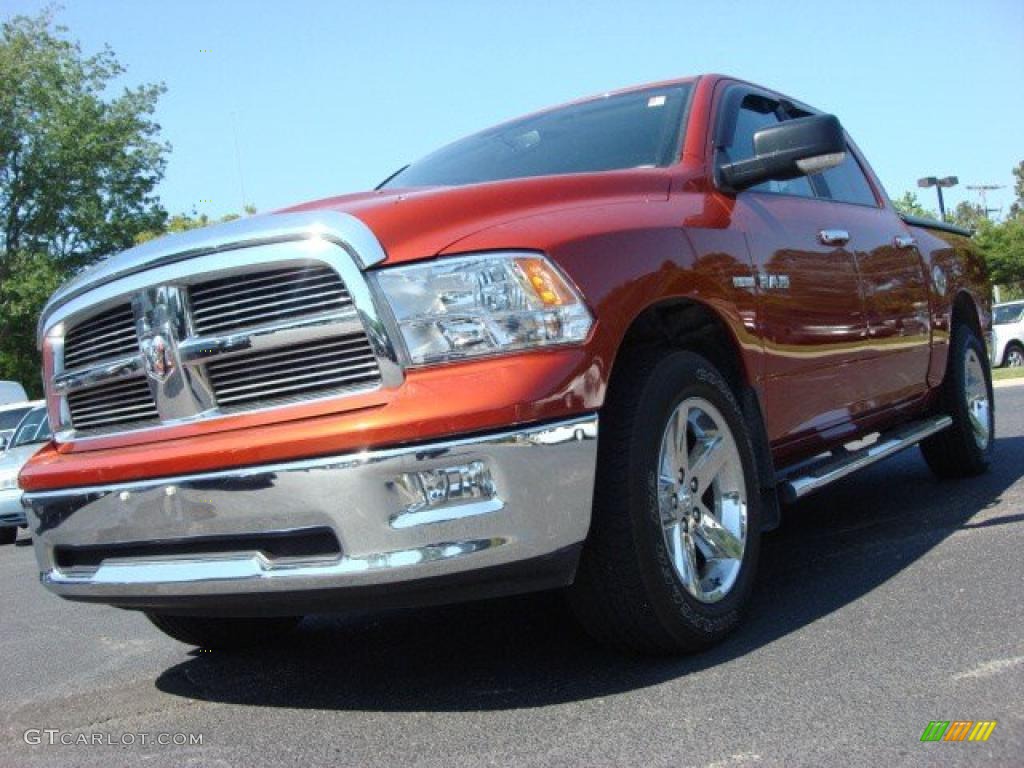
<box><xmin>920</xmin><ymin>325</ymin><xmax>994</xmax><ymax>478</ymax></box>
<box><xmin>0</xmin><ymin>527</ymin><xmax>16</xmax><ymax>546</ymax></box>
<box><xmin>568</xmin><ymin>349</ymin><xmax>761</xmax><ymax>654</ymax></box>
<box><xmin>146</xmin><ymin>613</ymin><xmax>302</xmax><ymax>650</ymax></box>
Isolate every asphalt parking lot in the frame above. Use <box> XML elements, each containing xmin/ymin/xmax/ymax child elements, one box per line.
<box><xmin>1</xmin><ymin>387</ymin><xmax>1022</xmax><ymax>768</ymax></box>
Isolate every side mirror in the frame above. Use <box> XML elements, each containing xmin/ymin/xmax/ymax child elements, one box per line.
<box><xmin>720</xmin><ymin>114</ymin><xmax>846</xmax><ymax>192</ymax></box>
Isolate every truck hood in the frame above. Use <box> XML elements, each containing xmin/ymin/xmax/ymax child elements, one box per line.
<box><xmin>39</xmin><ymin>169</ymin><xmax>669</xmax><ymax>338</ymax></box>
<box><xmin>280</xmin><ymin>168</ymin><xmax>671</xmax><ymax>264</ymax></box>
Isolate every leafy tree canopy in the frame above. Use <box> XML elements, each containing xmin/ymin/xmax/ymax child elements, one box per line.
<box><xmin>0</xmin><ymin>8</ymin><xmax>168</xmax><ymax>275</ymax></box>
<box><xmin>890</xmin><ymin>191</ymin><xmax>936</xmax><ymax>220</ymax></box>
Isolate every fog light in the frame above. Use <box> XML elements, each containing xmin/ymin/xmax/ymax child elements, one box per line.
<box><xmin>391</xmin><ymin>461</ymin><xmax>500</xmax><ymax>529</ymax></box>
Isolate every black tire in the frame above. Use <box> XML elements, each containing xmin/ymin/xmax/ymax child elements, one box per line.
<box><xmin>146</xmin><ymin>613</ymin><xmax>302</xmax><ymax>650</ymax></box>
<box><xmin>920</xmin><ymin>325</ymin><xmax>994</xmax><ymax>478</ymax></box>
<box><xmin>568</xmin><ymin>349</ymin><xmax>761</xmax><ymax>654</ymax></box>
<box><xmin>0</xmin><ymin>527</ymin><xmax>16</xmax><ymax>546</ymax></box>
<box><xmin>1004</xmin><ymin>341</ymin><xmax>1024</xmax><ymax>369</ymax></box>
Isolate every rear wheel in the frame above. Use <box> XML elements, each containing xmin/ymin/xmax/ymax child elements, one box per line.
<box><xmin>569</xmin><ymin>349</ymin><xmax>761</xmax><ymax>654</ymax></box>
<box><xmin>1004</xmin><ymin>341</ymin><xmax>1024</xmax><ymax>368</ymax></box>
<box><xmin>146</xmin><ymin>613</ymin><xmax>302</xmax><ymax>650</ymax></box>
<box><xmin>0</xmin><ymin>527</ymin><xmax>16</xmax><ymax>546</ymax></box>
<box><xmin>920</xmin><ymin>325</ymin><xmax>994</xmax><ymax>478</ymax></box>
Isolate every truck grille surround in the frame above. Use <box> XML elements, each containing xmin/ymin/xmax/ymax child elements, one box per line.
<box><xmin>44</xmin><ymin>218</ymin><xmax>400</xmax><ymax>440</ymax></box>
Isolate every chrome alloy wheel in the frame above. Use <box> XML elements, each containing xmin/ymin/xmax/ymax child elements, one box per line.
<box><xmin>1007</xmin><ymin>346</ymin><xmax>1024</xmax><ymax>368</ymax></box>
<box><xmin>964</xmin><ymin>348</ymin><xmax>991</xmax><ymax>450</ymax></box>
<box><xmin>657</xmin><ymin>397</ymin><xmax>748</xmax><ymax>604</ymax></box>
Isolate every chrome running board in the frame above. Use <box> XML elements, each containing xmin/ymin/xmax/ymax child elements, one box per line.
<box><xmin>778</xmin><ymin>415</ymin><xmax>953</xmax><ymax>503</ymax></box>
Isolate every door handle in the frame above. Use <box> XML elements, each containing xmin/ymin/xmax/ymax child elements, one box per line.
<box><xmin>893</xmin><ymin>234</ymin><xmax>917</xmax><ymax>249</ymax></box>
<box><xmin>818</xmin><ymin>229</ymin><xmax>850</xmax><ymax>246</ymax></box>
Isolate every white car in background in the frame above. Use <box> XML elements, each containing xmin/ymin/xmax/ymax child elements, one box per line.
<box><xmin>0</xmin><ymin>404</ymin><xmax>51</xmax><ymax>545</ymax></box>
<box><xmin>0</xmin><ymin>400</ymin><xmax>40</xmax><ymax>453</ymax></box>
<box><xmin>992</xmin><ymin>301</ymin><xmax>1024</xmax><ymax>368</ymax></box>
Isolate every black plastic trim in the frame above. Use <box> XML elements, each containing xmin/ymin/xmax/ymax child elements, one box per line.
<box><xmin>900</xmin><ymin>213</ymin><xmax>973</xmax><ymax>238</ymax></box>
<box><xmin>54</xmin><ymin>526</ymin><xmax>341</xmax><ymax>569</ymax></box>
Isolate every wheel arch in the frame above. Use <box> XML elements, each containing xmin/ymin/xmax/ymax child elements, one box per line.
<box><xmin>606</xmin><ymin>297</ymin><xmax>780</xmax><ymax>530</ymax></box>
<box><xmin>951</xmin><ymin>289</ymin><xmax>984</xmax><ymax>340</ymax></box>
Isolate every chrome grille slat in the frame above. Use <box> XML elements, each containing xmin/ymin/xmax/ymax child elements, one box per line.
<box><xmin>212</xmin><ymin>361</ymin><xmax>380</xmax><ymax>396</ymax></box>
<box><xmin>64</xmin><ymin>337</ymin><xmax>139</xmax><ymax>366</ymax></box>
<box><xmin>64</xmin><ymin>381</ymin><xmax>151</xmax><ymax>409</ymax></box>
<box><xmin>71</xmin><ymin>400</ymin><xmax>161</xmax><ymax>419</ymax></box>
<box><xmin>64</xmin><ymin>305</ymin><xmax>134</xmax><ymax>337</ymax></box>
<box><xmin>214</xmin><ymin>371</ymin><xmax>380</xmax><ymax>405</ymax></box>
<box><xmin>191</xmin><ymin>284</ymin><xmax>349</xmax><ymax>318</ymax></box>
<box><xmin>203</xmin><ymin>336</ymin><xmax>370</xmax><ymax>373</ymax></box>
<box><xmin>189</xmin><ymin>267</ymin><xmax>323</xmax><ymax>298</ymax></box>
<box><xmin>190</xmin><ymin>272</ymin><xmax>348</xmax><ymax>307</ymax></box>
<box><xmin>193</xmin><ymin>298</ymin><xmax>355</xmax><ymax>336</ymax></box>
<box><xmin>210</xmin><ymin>345</ymin><xmax>374</xmax><ymax>379</ymax></box>
<box><xmin>206</xmin><ymin>334</ymin><xmax>381</xmax><ymax>408</ymax></box>
<box><xmin>192</xmin><ymin>289</ymin><xmax>350</xmax><ymax>322</ymax></box>
<box><xmin>63</xmin><ymin>304</ymin><xmax>137</xmax><ymax>369</ymax></box>
<box><xmin>190</xmin><ymin>266</ymin><xmax>353</xmax><ymax>337</ymax></box>
<box><xmin>66</xmin><ymin>377</ymin><xmax>158</xmax><ymax>431</ymax></box>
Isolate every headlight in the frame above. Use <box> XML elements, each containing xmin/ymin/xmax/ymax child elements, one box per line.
<box><xmin>373</xmin><ymin>252</ymin><xmax>593</xmax><ymax>365</ymax></box>
<box><xmin>0</xmin><ymin>473</ymin><xmax>18</xmax><ymax>491</ymax></box>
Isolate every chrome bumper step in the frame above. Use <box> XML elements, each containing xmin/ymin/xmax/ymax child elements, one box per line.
<box><xmin>778</xmin><ymin>415</ymin><xmax>953</xmax><ymax>503</ymax></box>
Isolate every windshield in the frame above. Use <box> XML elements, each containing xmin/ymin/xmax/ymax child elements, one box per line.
<box><xmin>0</xmin><ymin>406</ymin><xmax>32</xmax><ymax>431</ymax></box>
<box><xmin>11</xmin><ymin>407</ymin><xmax>51</xmax><ymax>448</ymax></box>
<box><xmin>382</xmin><ymin>84</ymin><xmax>692</xmax><ymax>189</ymax></box>
<box><xmin>994</xmin><ymin>304</ymin><xmax>1024</xmax><ymax>325</ymax></box>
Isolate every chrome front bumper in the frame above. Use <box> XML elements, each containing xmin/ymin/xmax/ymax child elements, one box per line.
<box><xmin>24</xmin><ymin>415</ymin><xmax>597</xmax><ymax>613</ymax></box>
<box><xmin>0</xmin><ymin>489</ymin><xmax>26</xmax><ymax>527</ymax></box>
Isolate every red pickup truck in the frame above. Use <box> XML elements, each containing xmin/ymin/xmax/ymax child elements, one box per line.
<box><xmin>21</xmin><ymin>74</ymin><xmax>992</xmax><ymax>654</ymax></box>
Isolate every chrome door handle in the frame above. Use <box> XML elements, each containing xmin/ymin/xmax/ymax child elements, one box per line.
<box><xmin>893</xmin><ymin>235</ymin><xmax>917</xmax><ymax>249</ymax></box>
<box><xmin>818</xmin><ymin>229</ymin><xmax>850</xmax><ymax>246</ymax></box>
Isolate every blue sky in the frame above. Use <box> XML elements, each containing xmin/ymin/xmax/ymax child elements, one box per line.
<box><xmin>7</xmin><ymin>0</ymin><xmax>1024</xmax><ymax>219</ymax></box>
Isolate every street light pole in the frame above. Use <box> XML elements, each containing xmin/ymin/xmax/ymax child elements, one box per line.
<box><xmin>917</xmin><ymin>176</ymin><xmax>959</xmax><ymax>221</ymax></box>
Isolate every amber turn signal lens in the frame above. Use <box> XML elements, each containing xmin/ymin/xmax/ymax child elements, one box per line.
<box><xmin>515</xmin><ymin>257</ymin><xmax>573</xmax><ymax>307</ymax></box>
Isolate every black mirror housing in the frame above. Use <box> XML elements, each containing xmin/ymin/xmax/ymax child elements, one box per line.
<box><xmin>720</xmin><ymin>114</ymin><xmax>846</xmax><ymax>192</ymax></box>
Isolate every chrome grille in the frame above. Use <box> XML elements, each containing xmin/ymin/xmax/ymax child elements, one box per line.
<box><xmin>207</xmin><ymin>334</ymin><xmax>381</xmax><ymax>410</ymax></box>
<box><xmin>66</xmin><ymin>377</ymin><xmax>159</xmax><ymax>431</ymax></box>
<box><xmin>63</xmin><ymin>304</ymin><xmax>137</xmax><ymax>370</ymax></box>
<box><xmin>189</xmin><ymin>266</ymin><xmax>353</xmax><ymax>336</ymax></box>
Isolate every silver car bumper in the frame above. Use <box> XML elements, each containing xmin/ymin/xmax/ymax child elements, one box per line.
<box><xmin>0</xmin><ymin>488</ymin><xmax>26</xmax><ymax>527</ymax></box>
<box><xmin>24</xmin><ymin>415</ymin><xmax>597</xmax><ymax>614</ymax></box>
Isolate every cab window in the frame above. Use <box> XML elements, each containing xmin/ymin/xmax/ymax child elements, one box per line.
<box><xmin>814</xmin><ymin>150</ymin><xmax>878</xmax><ymax>206</ymax></box>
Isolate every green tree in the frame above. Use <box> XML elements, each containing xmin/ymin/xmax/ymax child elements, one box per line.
<box><xmin>1010</xmin><ymin>160</ymin><xmax>1024</xmax><ymax>219</ymax></box>
<box><xmin>134</xmin><ymin>204</ymin><xmax>257</xmax><ymax>244</ymax></box>
<box><xmin>949</xmin><ymin>201</ymin><xmax>987</xmax><ymax>231</ymax></box>
<box><xmin>890</xmin><ymin>191</ymin><xmax>936</xmax><ymax>219</ymax></box>
<box><xmin>977</xmin><ymin>217</ymin><xmax>1024</xmax><ymax>289</ymax></box>
<box><xmin>0</xmin><ymin>9</ymin><xmax>170</xmax><ymax>395</ymax></box>
<box><xmin>0</xmin><ymin>9</ymin><xmax>168</xmax><ymax>269</ymax></box>
<box><xmin>0</xmin><ymin>251</ymin><xmax>65</xmax><ymax>392</ymax></box>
